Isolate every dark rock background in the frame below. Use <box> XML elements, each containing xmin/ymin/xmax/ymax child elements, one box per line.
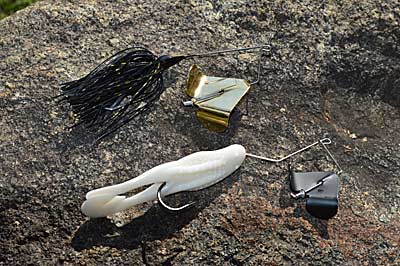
<box><xmin>0</xmin><ymin>0</ymin><xmax>399</xmax><ymax>265</ymax></box>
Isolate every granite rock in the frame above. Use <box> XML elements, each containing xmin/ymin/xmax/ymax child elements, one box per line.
<box><xmin>0</xmin><ymin>1</ymin><xmax>399</xmax><ymax>265</ymax></box>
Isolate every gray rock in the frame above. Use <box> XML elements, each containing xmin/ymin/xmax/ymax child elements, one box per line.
<box><xmin>1</xmin><ymin>0</ymin><xmax>399</xmax><ymax>265</ymax></box>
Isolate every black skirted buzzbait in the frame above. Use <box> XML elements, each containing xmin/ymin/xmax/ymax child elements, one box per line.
<box><xmin>57</xmin><ymin>45</ymin><xmax>266</xmax><ymax>140</ymax></box>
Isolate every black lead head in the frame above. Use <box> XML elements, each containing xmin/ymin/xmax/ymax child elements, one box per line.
<box><xmin>158</xmin><ymin>55</ymin><xmax>187</xmax><ymax>70</ymax></box>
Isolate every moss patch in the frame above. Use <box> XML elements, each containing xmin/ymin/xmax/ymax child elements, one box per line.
<box><xmin>0</xmin><ymin>0</ymin><xmax>39</xmax><ymax>19</ymax></box>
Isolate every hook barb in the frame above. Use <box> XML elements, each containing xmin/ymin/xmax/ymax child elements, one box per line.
<box><xmin>157</xmin><ymin>182</ymin><xmax>195</xmax><ymax>211</ymax></box>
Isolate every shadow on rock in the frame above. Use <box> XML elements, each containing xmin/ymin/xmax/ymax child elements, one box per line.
<box><xmin>71</xmin><ymin>169</ymin><xmax>241</xmax><ymax>251</ymax></box>
<box><xmin>293</xmin><ymin>206</ymin><xmax>330</xmax><ymax>240</ymax></box>
<box><xmin>327</xmin><ymin>25</ymin><xmax>400</xmax><ymax>107</ymax></box>
<box><xmin>71</xmin><ymin>205</ymin><xmax>199</xmax><ymax>251</ymax></box>
<box><xmin>172</xmin><ymin>107</ymin><xmax>244</xmax><ymax>151</ymax></box>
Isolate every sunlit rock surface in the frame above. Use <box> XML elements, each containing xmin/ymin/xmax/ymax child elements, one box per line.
<box><xmin>0</xmin><ymin>1</ymin><xmax>399</xmax><ymax>265</ymax></box>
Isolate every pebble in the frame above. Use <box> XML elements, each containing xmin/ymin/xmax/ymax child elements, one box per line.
<box><xmin>108</xmin><ymin>38</ymin><xmax>120</xmax><ymax>46</ymax></box>
<box><xmin>5</xmin><ymin>82</ymin><xmax>15</xmax><ymax>89</ymax></box>
<box><xmin>379</xmin><ymin>214</ymin><xmax>390</xmax><ymax>223</ymax></box>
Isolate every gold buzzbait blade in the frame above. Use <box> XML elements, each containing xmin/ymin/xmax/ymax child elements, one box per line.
<box><xmin>183</xmin><ymin>65</ymin><xmax>251</xmax><ymax>132</ymax></box>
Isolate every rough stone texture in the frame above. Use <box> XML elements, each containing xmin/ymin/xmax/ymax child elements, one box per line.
<box><xmin>1</xmin><ymin>0</ymin><xmax>399</xmax><ymax>265</ymax></box>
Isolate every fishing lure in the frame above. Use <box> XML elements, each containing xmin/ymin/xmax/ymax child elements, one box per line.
<box><xmin>58</xmin><ymin>46</ymin><xmax>267</xmax><ymax>140</ymax></box>
<box><xmin>182</xmin><ymin>50</ymin><xmax>264</xmax><ymax>132</ymax></box>
<box><xmin>82</xmin><ymin>138</ymin><xmax>342</xmax><ymax>219</ymax></box>
<box><xmin>81</xmin><ymin>144</ymin><xmax>246</xmax><ymax>218</ymax></box>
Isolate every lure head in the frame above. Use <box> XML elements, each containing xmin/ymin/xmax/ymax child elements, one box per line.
<box><xmin>218</xmin><ymin>144</ymin><xmax>247</xmax><ymax>171</ymax></box>
<box><xmin>158</xmin><ymin>55</ymin><xmax>187</xmax><ymax>70</ymax></box>
<box><xmin>162</xmin><ymin>144</ymin><xmax>247</xmax><ymax>194</ymax></box>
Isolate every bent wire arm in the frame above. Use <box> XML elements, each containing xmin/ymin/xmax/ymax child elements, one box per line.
<box><xmin>81</xmin><ymin>145</ymin><xmax>246</xmax><ymax>218</ymax></box>
<box><xmin>246</xmin><ymin>138</ymin><xmax>334</xmax><ymax>162</ymax></box>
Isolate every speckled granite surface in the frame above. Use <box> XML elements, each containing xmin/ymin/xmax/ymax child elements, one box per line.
<box><xmin>0</xmin><ymin>1</ymin><xmax>399</xmax><ymax>265</ymax></box>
